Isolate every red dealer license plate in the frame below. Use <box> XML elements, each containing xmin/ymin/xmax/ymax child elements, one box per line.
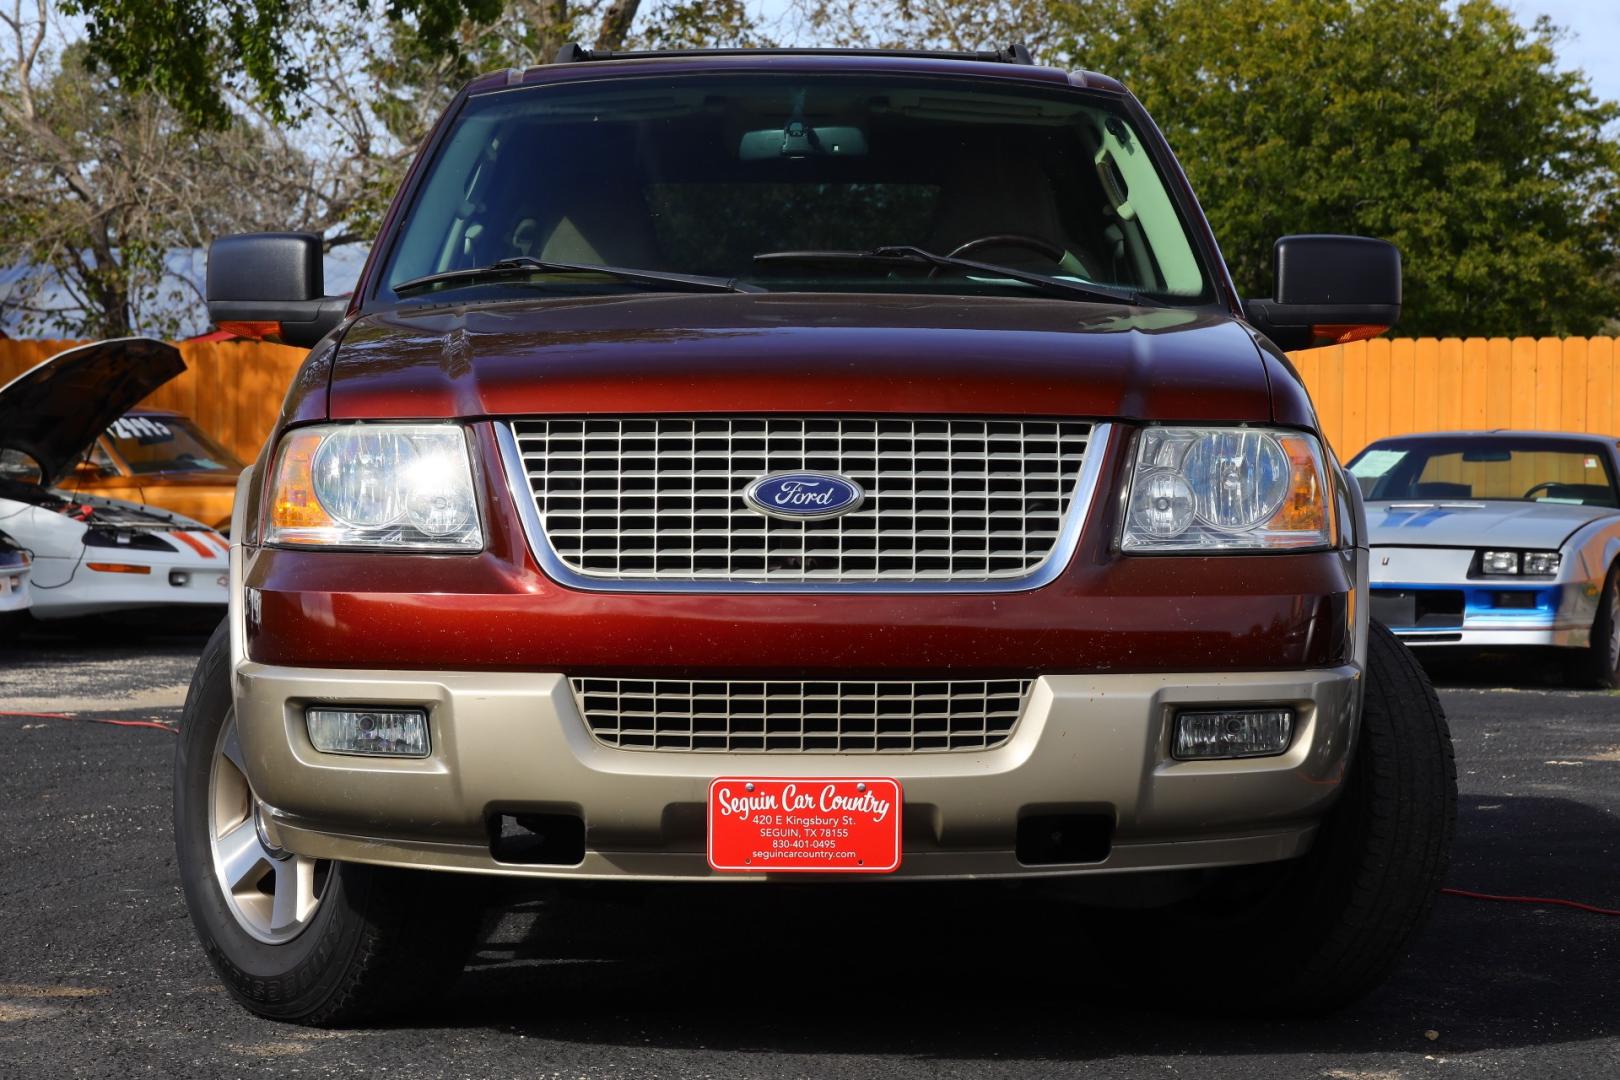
<box><xmin>708</xmin><ymin>777</ymin><xmax>902</xmax><ymax>874</ymax></box>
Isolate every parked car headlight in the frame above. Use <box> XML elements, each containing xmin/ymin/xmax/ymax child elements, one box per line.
<box><xmin>1478</xmin><ymin>550</ymin><xmax>1561</xmax><ymax>576</ymax></box>
<box><xmin>1121</xmin><ymin>427</ymin><xmax>1333</xmax><ymax>551</ymax></box>
<box><xmin>265</xmin><ymin>424</ymin><xmax>482</xmax><ymax>551</ymax></box>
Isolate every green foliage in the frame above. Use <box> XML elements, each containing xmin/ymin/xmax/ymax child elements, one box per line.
<box><xmin>62</xmin><ymin>0</ymin><xmax>501</xmax><ymax>128</ymax></box>
<box><xmin>1050</xmin><ymin>0</ymin><xmax>1620</xmax><ymax>337</ymax></box>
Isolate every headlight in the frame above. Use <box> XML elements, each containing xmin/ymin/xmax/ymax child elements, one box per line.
<box><xmin>1121</xmin><ymin>427</ymin><xmax>1333</xmax><ymax>552</ymax></box>
<box><xmin>265</xmin><ymin>424</ymin><xmax>482</xmax><ymax>551</ymax></box>
<box><xmin>1479</xmin><ymin>550</ymin><xmax>1560</xmax><ymax>576</ymax></box>
<box><xmin>1523</xmin><ymin>552</ymin><xmax>1561</xmax><ymax>576</ymax></box>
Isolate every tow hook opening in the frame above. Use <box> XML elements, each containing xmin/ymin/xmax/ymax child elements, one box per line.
<box><xmin>1016</xmin><ymin>812</ymin><xmax>1114</xmax><ymax>866</ymax></box>
<box><xmin>489</xmin><ymin>812</ymin><xmax>586</xmax><ymax>866</ymax></box>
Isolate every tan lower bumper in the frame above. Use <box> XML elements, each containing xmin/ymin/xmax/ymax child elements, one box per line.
<box><xmin>234</xmin><ymin>662</ymin><xmax>1361</xmax><ymax>882</ymax></box>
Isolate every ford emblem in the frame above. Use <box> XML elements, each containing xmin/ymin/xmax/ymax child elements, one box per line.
<box><xmin>743</xmin><ymin>471</ymin><xmax>865</xmax><ymax>520</ymax></box>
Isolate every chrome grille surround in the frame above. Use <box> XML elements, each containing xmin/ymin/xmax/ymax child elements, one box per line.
<box><xmin>570</xmin><ymin>677</ymin><xmax>1034</xmax><ymax>753</ymax></box>
<box><xmin>497</xmin><ymin>418</ymin><xmax>1107</xmax><ymax>592</ymax></box>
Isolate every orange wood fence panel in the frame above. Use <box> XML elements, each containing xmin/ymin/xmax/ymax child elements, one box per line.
<box><xmin>1291</xmin><ymin>337</ymin><xmax>1620</xmax><ymax>462</ymax></box>
<box><xmin>3</xmin><ymin>336</ymin><xmax>1619</xmax><ymax>468</ymax></box>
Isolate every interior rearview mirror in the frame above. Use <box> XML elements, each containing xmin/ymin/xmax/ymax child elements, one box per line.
<box><xmin>1242</xmin><ymin>235</ymin><xmax>1401</xmax><ymax>352</ymax></box>
<box><xmin>739</xmin><ymin>125</ymin><xmax>868</xmax><ymax>160</ymax></box>
<box><xmin>206</xmin><ymin>232</ymin><xmax>349</xmax><ymax>348</ymax></box>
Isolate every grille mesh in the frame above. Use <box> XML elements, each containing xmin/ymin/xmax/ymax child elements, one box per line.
<box><xmin>509</xmin><ymin>417</ymin><xmax>1093</xmax><ymax>583</ymax></box>
<box><xmin>571</xmin><ymin>677</ymin><xmax>1033</xmax><ymax>753</ymax></box>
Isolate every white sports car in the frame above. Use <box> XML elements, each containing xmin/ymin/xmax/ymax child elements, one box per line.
<box><xmin>1348</xmin><ymin>430</ymin><xmax>1620</xmax><ymax>686</ymax></box>
<box><xmin>0</xmin><ymin>338</ymin><xmax>229</xmax><ymax>622</ymax></box>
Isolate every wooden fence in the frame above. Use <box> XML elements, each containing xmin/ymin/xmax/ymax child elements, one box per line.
<box><xmin>2</xmin><ymin>336</ymin><xmax>1618</xmax><ymax>465</ymax></box>
<box><xmin>1293</xmin><ymin>337</ymin><xmax>1619</xmax><ymax>461</ymax></box>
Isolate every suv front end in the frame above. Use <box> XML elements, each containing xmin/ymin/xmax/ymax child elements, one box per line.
<box><xmin>175</xmin><ymin>47</ymin><xmax>1453</xmax><ymax>1025</ymax></box>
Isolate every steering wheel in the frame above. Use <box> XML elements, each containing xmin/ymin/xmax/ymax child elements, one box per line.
<box><xmin>1522</xmin><ymin>481</ymin><xmax>1565</xmax><ymax>501</ymax></box>
<box><xmin>945</xmin><ymin>233</ymin><xmax>1066</xmax><ymax>264</ymax></box>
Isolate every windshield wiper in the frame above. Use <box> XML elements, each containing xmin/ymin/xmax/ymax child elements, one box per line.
<box><xmin>752</xmin><ymin>245</ymin><xmax>1156</xmax><ymax>306</ymax></box>
<box><xmin>394</xmin><ymin>256</ymin><xmax>762</xmax><ymax>297</ymax></box>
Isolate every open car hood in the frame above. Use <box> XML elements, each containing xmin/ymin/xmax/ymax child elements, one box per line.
<box><xmin>0</xmin><ymin>337</ymin><xmax>184</xmax><ymax>486</ymax></box>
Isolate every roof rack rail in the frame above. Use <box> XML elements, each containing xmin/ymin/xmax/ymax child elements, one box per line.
<box><xmin>550</xmin><ymin>43</ymin><xmax>1036</xmax><ymax>66</ymax></box>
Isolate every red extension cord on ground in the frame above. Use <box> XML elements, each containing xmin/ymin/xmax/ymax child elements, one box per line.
<box><xmin>3</xmin><ymin>708</ymin><xmax>1617</xmax><ymax>916</ymax></box>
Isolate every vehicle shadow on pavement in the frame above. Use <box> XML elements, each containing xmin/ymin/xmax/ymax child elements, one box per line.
<box><xmin>1415</xmin><ymin>646</ymin><xmax>1604</xmax><ymax>692</ymax></box>
<box><xmin>432</xmin><ymin>793</ymin><xmax>1620</xmax><ymax>1061</ymax></box>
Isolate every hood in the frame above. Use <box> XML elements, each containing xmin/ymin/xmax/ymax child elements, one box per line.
<box><xmin>1368</xmin><ymin>500</ymin><xmax>1616</xmax><ymax>550</ymax></box>
<box><xmin>327</xmin><ymin>294</ymin><xmax>1272</xmax><ymax>421</ymax></box>
<box><xmin>0</xmin><ymin>337</ymin><xmax>184</xmax><ymax>486</ymax></box>
<box><xmin>131</xmin><ymin>470</ymin><xmax>241</xmax><ymax>488</ymax></box>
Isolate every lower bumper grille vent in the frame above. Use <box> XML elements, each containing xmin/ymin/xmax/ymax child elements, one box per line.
<box><xmin>571</xmin><ymin>677</ymin><xmax>1033</xmax><ymax>753</ymax></box>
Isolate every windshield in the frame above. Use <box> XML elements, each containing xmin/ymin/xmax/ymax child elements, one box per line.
<box><xmin>1349</xmin><ymin>437</ymin><xmax>1619</xmax><ymax>507</ymax></box>
<box><xmin>378</xmin><ymin>73</ymin><xmax>1212</xmax><ymax>303</ymax></box>
<box><xmin>104</xmin><ymin>415</ymin><xmax>243</xmax><ymax>475</ymax></box>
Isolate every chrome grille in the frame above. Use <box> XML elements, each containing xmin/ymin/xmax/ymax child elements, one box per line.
<box><xmin>571</xmin><ymin>677</ymin><xmax>1033</xmax><ymax>753</ymax></box>
<box><xmin>507</xmin><ymin>417</ymin><xmax>1094</xmax><ymax>584</ymax></box>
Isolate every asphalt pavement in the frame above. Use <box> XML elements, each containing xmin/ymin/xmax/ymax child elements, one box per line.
<box><xmin>1</xmin><ymin>629</ymin><xmax>1617</xmax><ymax>1079</ymax></box>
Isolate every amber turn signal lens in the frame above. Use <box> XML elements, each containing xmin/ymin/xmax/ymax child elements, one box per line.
<box><xmin>215</xmin><ymin>320</ymin><xmax>283</xmax><ymax>341</ymax></box>
<box><xmin>1311</xmin><ymin>323</ymin><xmax>1389</xmax><ymax>345</ymax></box>
<box><xmin>269</xmin><ymin>430</ymin><xmax>336</xmax><ymax>532</ymax></box>
<box><xmin>1269</xmin><ymin>436</ymin><xmax>1332</xmax><ymax>537</ymax></box>
<box><xmin>86</xmin><ymin>562</ymin><xmax>152</xmax><ymax>574</ymax></box>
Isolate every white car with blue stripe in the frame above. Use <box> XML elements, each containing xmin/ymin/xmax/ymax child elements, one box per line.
<box><xmin>1348</xmin><ymin>431</ymin><xmax>1620</xmax><ymax>686</ymax></box>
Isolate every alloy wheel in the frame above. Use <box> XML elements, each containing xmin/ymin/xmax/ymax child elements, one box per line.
<box><xmin>208</xmin><ymin>713</ymin><xmax>328</xmax><ymax>944</ymax></box>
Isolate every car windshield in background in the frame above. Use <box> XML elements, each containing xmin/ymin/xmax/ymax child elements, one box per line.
<box><xmin>106</xmin><ymin>416</ymin><xmax>244</xmax><ymax>475</ymax></box>
<box><xmin>378</xmin><ymin>74</ymin><xmax>1212</xmax><ymax>304</ymax></box>
<box><xmin>1348</xmin><ymin>436</ymin><xmax>1619</xmax><ymax>507</ymax></box>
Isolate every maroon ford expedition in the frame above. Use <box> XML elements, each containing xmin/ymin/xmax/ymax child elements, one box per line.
<box><xmin>178</xmin><ymin>43</ymin><xmax>1455</xmax><ymax>1025</ymax></box>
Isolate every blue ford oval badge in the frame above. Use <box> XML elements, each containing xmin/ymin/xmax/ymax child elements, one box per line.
<box><xmin>743</xmin><ymin>471</ymin><xmax>865</xmax><ymax>520</ymax></box>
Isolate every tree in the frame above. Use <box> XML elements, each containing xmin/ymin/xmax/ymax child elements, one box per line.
<box><xmin>1</xmin><ymin>1</ymin><xmax>775</xmax><ymax>336</ymax></box>
<box><xmin>791</xmin><ymin>0</ymin><xmax>1052</xmax><ymax>56</ymax></box>
<box><xmin>58</xmin><ymin>0</ymin><xmax>772</xmax><ymax>252</ymax></box>
<box><xmin>0</xmin><ymin>2</ymin><xmax>379</xmax><ymax>336</ymax></box>
<box><xmin>1048</xmin><ymin>0</ymin><xmax>1620</xmax><ymax>337</ymax></box>
<box><xmin>60</xmin><ymin>0</ymin><xmax>720</xmax><ymax>129</ymax></box>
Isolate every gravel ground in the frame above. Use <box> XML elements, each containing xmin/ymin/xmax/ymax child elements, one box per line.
<box><xmin>1</xmin><ymin>630</ymin><xmax>1617</xmax><ymax>1079</ymax></box>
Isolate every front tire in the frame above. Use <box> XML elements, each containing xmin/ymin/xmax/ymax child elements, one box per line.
<box><xmin>1569</xmin><ymin>563</ymin><xmax>1620</xmax><ymax>689</ymax></box>
<box><xmin>1117</xmin><ymin>622</ymin><xmax>1457</xmax><ymax>1013</ymax></box>
<box><xmin>175</xmin><ymin>622</ymin><xmax>482</xmax><ymax>1025</ymax></box>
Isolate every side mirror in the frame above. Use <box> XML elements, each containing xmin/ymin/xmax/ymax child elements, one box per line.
<box><xmin>206</xmin><ymin>233</ymin><xmax>348</xmax><ymax>348</ymax></box>
<box><xmin>1242</xmin><ymin>235</ymin><xmax>1401</xmax><ymax>351</ymax></box>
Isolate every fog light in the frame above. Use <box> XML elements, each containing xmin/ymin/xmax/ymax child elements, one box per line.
<box><xmin>169</xmin><ymin>570</ymin><xmax>190</xmax><ymax>587</ymax></box>
<box><xmin>306</xmin><ymin>707</ymin><xmax>429</xmax><ymax>757</ymax></box>
<box><xmin>1173</xmin><ymin>709</ymin><xmax>1293</xmax><ymax>760</ymax></box>
<box><xmin>1481</xmin><ymin>550</ymin><xmax>1519</xmax><ymax>575</ymax></box>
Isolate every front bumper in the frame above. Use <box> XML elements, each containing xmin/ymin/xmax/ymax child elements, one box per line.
<box><xmin>0</xmin><ymin>557</ymin><xmax>29</xmax><ymax>613</ymax></box>
<box><xmin>27</xmin><ymin>552</ymin><xmax>228</xmax><ymax>619</ymax></box>
<box><xmin>236</xmin><ymin>661</ymin><xmax>1362</xmax><ymax>882</ymax></box>
<box><xmin>1372</xmin><ymin>581</ymin><xmax>1594</xmax><ymax>649</ymax></box>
